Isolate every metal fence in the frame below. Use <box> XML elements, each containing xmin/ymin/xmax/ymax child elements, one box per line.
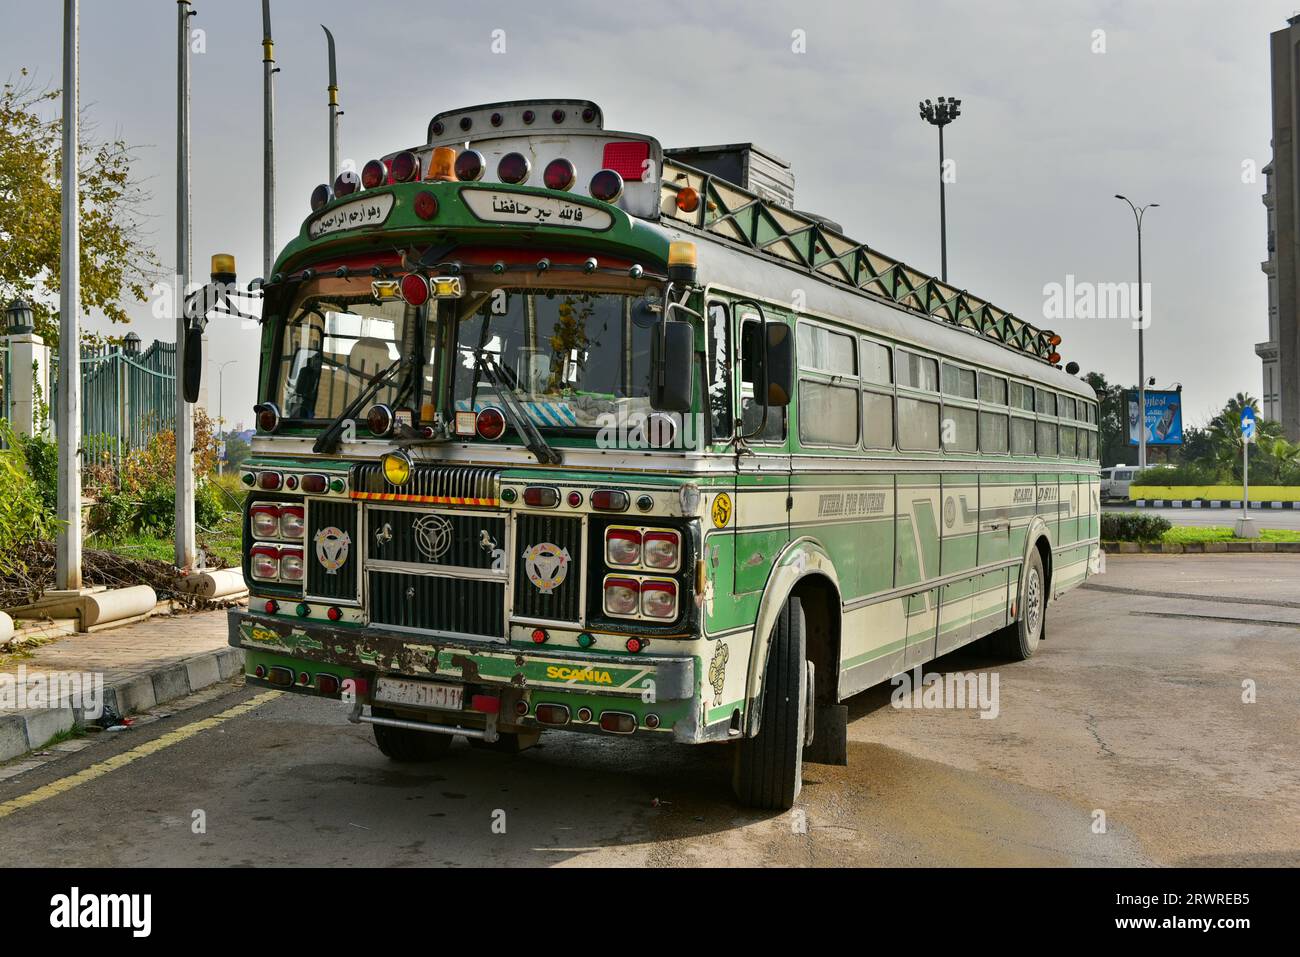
<box><xmin>51</xmin><ymin>339</ymin><xmax>177</xmax><ymax>482</ymax></box>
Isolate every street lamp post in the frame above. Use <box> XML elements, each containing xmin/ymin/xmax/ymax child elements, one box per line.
<box><xmin>919</xmin><ymin>96</ymin><xmax>962</xmax><ymax>282</ymax></box>
<box><xmin>1115</xmin><ymin>195</ymin><xmax>1159</xmax><ymax>470</ymax></box>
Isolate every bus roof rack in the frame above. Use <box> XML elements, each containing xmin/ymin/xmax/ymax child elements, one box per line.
<box><xmin>659</xmin><ymin>157</ymin><xmax>1059</xmax><ymax>364</ymax></box>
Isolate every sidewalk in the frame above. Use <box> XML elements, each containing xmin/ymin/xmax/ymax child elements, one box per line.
<box><xmin>0</xmin><ymin>608</ymin><xmax>242</xmax><ymax>763</ymax></box>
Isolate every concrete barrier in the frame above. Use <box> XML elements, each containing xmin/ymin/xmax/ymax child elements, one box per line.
<box><xmin>177</xmin><ymin>568</ymin><xmax>247</xmax><ymax>600</ymax></box>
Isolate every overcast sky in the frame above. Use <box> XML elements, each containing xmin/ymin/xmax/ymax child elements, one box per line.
<box><xmin>4</xmin><ymin>0</ymin><xmax>1292</xmax><ymax>430</ymax></box>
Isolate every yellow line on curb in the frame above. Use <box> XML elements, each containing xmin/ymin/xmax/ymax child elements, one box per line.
<box><xmin>0</xmin><ymin>690</ymin><xmax>282</xmax><ymax>820</ymax></box>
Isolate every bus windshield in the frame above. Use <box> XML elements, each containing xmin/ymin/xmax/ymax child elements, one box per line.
<box><xmin>273</xmin><ymin>278</ymin><xmax>434</xmax><ymax>422</ymax></box>
<box><xmin>451</xmin><ymin>286</ymin><xmax>661</xmax><ymax>431</ymax></box>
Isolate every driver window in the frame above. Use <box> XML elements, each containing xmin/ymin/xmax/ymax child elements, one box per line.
<box><xmin>738</xmin><ymin>315</ymin><xmax>785</xmax><ymax>443</ymax></box>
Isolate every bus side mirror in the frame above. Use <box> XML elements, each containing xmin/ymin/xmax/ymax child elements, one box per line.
<box><xmin>182</xmin><ymin>327</ymin><xmax>204</xmax><ymax>403</ymax></box>
<box><xmin>651</xmin><ymin>320</ymin><xmax>694</xmax><ymax>413</ymax></box>
<box><xmin>765</xmin><ymin>323</ymin><xmax>793</xmax><ymax>407</ymax></box>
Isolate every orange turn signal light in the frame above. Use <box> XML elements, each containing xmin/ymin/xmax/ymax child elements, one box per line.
<box><xmin>676</xmin><ymin>187</ymin><xmax>700</xmax><ymax>213</ymax></box>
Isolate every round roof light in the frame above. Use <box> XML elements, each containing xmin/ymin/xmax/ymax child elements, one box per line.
<box><xmin>390</xmin><ymin>151</ymin><xmax>420</xmax><ymax>183</ymax></box>
<box><xmin>310</xmin><ymin>183</ymin><xmax>333</xmax><ymax>210</ymax></box>
<box><xmin>455</xmin><ymin>149</ymin><xmax>486</xmax><ymax>182</ymax></box>
<box><xmin>429</xmin><ymin>119</ymin><xmax>445</xmax><ymax>138</ymax></box>
<box><xmin>589</xmin><ymin>169</ymin><xmax>624</xmax><ymax>203</ymax></box>
<box><xmin>543</xmin><ymin>158</ymin><xmax>576</xmax><ymax>191</ymax></box>
<box><xmin>522</xmin><ymin>109</ymin><xmax>535</xmax><ymax>125</ymax></box>
<box><xmin>476</xmin><ymin>407</ymin><xmax>506</xmax><ymax>441</ymax></box>
<box><xmin>333</xmin><ymin>169</ymin><xmax>361</xmax><ymax>197</ymax></box>
<box><xmin>414</xmin><ymin>190</ymin><xmax>439</xmax><ymax>220</ymax></box>
<box><xmin>361</xmin><ymin>159</ymin><xmax>387</xmax><ymax>190</ymax></box>
<box><xmin>498</xmin><ymin>152</ymin><xmax>531</xmax><ymax>185</ymax></box>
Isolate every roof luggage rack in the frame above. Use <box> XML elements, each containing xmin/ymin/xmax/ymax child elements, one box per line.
<box><xmin>659</xmin><ymin>157</ymin><xmax>1061</xmax><ymax>363</ymax></box>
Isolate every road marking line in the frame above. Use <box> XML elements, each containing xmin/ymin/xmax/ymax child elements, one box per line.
<box><xmin>0</xmin><ymin>690</ymin><xmax>281</xmax><ymax>820</ymax></box>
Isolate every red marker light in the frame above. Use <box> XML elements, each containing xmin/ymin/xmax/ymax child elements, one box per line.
<box><xmin>567</xmin><ymin>490</ymin><xmax>583</xmax><ymax>508</ymax></box>
<box><xmin>401</xmin><ymin>273</ymin><xmax>429</xmax><ymax>306</ymax></box>
<box><xmin>626</xmin><ymin>637</ymin><xmax>645</xmax><ymax>653</ymax></box>
<box><xmin>327</xmin><ymin>606</ymin><xmax>343</xmax><ymax>622</ymax></box>
<box><xmin>530</xmin><ymin>628</ymin><xmax>548</xmax><ymax>644</ymax></box>
<box><xmin>263</xmin><ymin>599</ymin><xmax>278</xmax><ymax>614</ymax></box>
<box><xmin>476</xmin><ymin>407</ymin><xmax>506</xmax><ymax>440</ymax></box>
<box><xmin>522</xmin><ymin>486</ymin><xmax>560</xmax><ymax>508</ymax></box>
<box><xmin>413</xmin><ymin>190</ymin><xmax>439</xmax><ymax>220</ymax></box>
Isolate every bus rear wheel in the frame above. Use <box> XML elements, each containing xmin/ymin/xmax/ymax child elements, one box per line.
<box><xmin>992</xmin><ymin>548</ymin><xmax>1046</xmax><ymax>661</ymax></box>
<box><xmin>372</xmin><ymin>710</ymin><xmax>454</xmax><ymax>762</ymax></box>
<box><xmin>733</xmin><ymin>595</ymin><xmax>808</xmax><ymax>811</ymax></box>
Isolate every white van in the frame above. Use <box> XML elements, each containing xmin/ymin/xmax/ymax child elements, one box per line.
<box><xmin>1100</xmin><ymin>465</ymin><xmax>1139</xmax><ymax>501</ymax></box>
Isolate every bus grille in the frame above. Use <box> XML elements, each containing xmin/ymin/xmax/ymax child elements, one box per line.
<box><xmin>351</xmin><ymin>463</ymin><xmax>500</xmax><ymax>506</ymax></box>
<box><xmin>368</xmin><ymin>571</ymin><xmax>505</xmax><ymax>639</ymax></box>
<box><xmin>306</xmin><ymin>499</ymin><xmax>360</xmax><ymax>603</ymax></box>
<box><xmin>513</xmin><ymin>514</ymin><xmax>584</xmax><ymax>624</ymax></box>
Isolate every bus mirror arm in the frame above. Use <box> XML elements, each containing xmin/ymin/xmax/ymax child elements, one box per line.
<box><xmin>179</xmin><ymin>281</ymin><xmax>264</xmax><ymax>403</ymax></box>
<box><xmin>651</xmin><ymin>284</ymin><xmax>701</xmax><ymax>414</ymax></box>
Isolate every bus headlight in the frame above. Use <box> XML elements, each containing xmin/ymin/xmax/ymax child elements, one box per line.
<box><xmin>279</xmin><ymin>547</ymin><xmax>305</xmax><ymax>582</ymax></box>
<box><xmin>279</xmin><ymin>506</ymin><xmax>305</xmax><ymax>539</ymax></box>
<box><xmin>603</xmin><ymin>577</ymin><xmax>640</xmax><ymax>617</ymax></box>
<box><xmin>250</xmin><ymin>505</ymin><xmax>280</xmax><ymax>539</ymax></box>
<box><xmin>250</xmin><ymin>545</ymin><xmax>281</xmax><ymax>582</ymax></box>
<box><xmin>640</xmin><ymin>580</ymin><xmax>678</xmax><ymax>619</ymax></box>
<box><xmin>605</xmin><ymin>528</ymin><xmax>641</xmax><ymax>567</ymax></box>
<box><xmin>642</xmin><ymin>530</ymin><xmax>681</xmax><ymax>571</ymax></box>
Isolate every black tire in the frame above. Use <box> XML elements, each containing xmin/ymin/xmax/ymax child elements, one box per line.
<box><xmin>992</xmin><ymin>547</ymin><xmax>1047</xmax><ymax>660</ymax></box>
<box><xmin>733</xmin><ymin>596</ymin><xmax>808</xmax><ymax>810</ymax></box>
<box><xmin>372</xmin><ymin>710</ymin><xmax>454</xmax><ymax>762</ymax></box>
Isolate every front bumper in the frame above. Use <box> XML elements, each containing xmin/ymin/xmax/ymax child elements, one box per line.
<box><xmin>228</xmin><ymin>609</ymin><xmax>722</xmax><ymax>742</ymax></box>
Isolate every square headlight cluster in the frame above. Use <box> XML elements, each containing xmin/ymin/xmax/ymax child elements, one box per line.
<box><xmin>249</xmin><ymin>502</ymin><xmax>305</xmax><ymax>584</ymax></box>
<box><xmin>602</xmin><ymin>526</ymin><xmax>682</xmax><ymax>621</ymax></box>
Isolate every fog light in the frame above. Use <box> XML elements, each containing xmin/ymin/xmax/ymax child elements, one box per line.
<box><xmin>599</xmin><ymin>711</ymin><xmax>637</xmax><ymax>734</ymax></box>
<box><xmin>644</xmin><ymin>713</ymin><xmax>661</xmax><ymax>729</ymax></box>
<box><xmin>515</xmin><ymin>699</ymin><xmax>530</xmax><ymax>716</ymax></box>
<box><xmin>381</xmin><ymin>451</ymin><xmax>413</xmax><ymax>486</ymax></box>
<box><xmin>576</xmin><ymin>707</ymin><xmax>593</xmax><ymax>722</ymax></box>
<box><xmin>535</xmin><ymin>704</ymin><xmax>570</xmax><ymax>726</ymax></box>
<box><xmin>317</xmin><ymin>675</ymin><xmax>340</xmax><ymax>695</ymax></box>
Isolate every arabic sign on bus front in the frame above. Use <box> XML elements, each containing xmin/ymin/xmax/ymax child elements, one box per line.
<box><xmin>461</xmin><ymin>189</ymin><xmax>613</xmax><ymax>230</ymax></box>
<box><xmin>308</xmin><ymin>193</ymin><xmax>395</xmax><ymax>239</ymax></box>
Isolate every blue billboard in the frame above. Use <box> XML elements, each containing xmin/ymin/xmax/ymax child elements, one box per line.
<box><xmin>1128</xmin><ymin>390</ymin><xmax>1183</xmax><ymax>446</ymax></box>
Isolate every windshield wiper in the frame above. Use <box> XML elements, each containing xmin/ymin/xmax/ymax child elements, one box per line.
<box><xmin>312</xmin><ymin>354</ymin><xmax>407</xmax><ymax>453</ymax></box>
<box><xmin>474</xmin><ymin>351</ymin><xmax>563</xmax><ymax>465</ymax></box>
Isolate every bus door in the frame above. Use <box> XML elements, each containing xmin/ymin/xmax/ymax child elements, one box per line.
<box><xmin>732</xmin><ymin>305</ymin><xmax>792</xmax><ymax>595</ymax></box>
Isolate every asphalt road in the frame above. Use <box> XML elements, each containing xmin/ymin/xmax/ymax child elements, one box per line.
<box><xmin>1103</xmin><ymin>503</ymin><xmax>1300</xmax><ymax>530</ymax></box>
<box><xmin>1</xmin><ymin>555</ymin><xmax>1297</xmax><ymax>867</ymax></box>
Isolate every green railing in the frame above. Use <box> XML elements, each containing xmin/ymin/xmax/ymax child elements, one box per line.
<box><xmin>51</xmin><ymin>340</ymin><xmax>177</xmax><ymax>483</ymax></box>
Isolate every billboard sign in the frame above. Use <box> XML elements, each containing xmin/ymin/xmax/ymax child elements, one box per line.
<box><xmin>1128</xmin><ymin>390</ymin><xmax>1183</xmax><ymax>446</ymax></box>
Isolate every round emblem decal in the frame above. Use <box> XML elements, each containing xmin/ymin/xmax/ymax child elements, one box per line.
<box><xmin>522</xmin><ymin>542</ymin><xmax>571</xmax><ymax>594</ymax></box>
<box><xmin>943</xmin><ymin>496</ymin><xmax>956</xmax><ymax>529</ymax></box>
<box><xmin>413</xmin><ymin>514</ymin><xmax>454</xmax><ymax>563</ymax></box>
<box><xmin>314</xmin><ymin>526</ymin><xmax>351</xmax><ymax>575</ymax></box>
<box><xmin>711</xmin><ymin>492</ymin><xmax>732</xmax><ymax>529</ymax></box>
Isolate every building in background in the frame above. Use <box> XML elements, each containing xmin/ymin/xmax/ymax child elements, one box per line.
<box><xmin>1257</xmin><ymin>161</ymin><xmax>1281</xmax><ymax>421</ymax></box>
<box><xmin>1261</xmin><ymin>17</ymin><xmax>1300</xmax><ymax>439</ymax></box>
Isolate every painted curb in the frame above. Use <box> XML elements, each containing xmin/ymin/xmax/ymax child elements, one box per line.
<box><xmin>1130</xmin><ymin>499</ymin><xmax>1299</xmax><ymax>509</ymax></box>
<box><xmin>0</xmin><ymin>647</ymin><xmax>245</xmax><ymax>764</ymax></box>
<box><xmin>1101</xmin><ymin>541</ymin><xmax>1300</xmax><ymax>554</ymax></box>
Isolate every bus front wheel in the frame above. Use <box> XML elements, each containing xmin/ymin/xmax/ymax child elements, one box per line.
<box><xmin>733</xmin><ymin>595</ymin><xmax>808</xmax><ymax>810</ymax></box>
<box><xmin>993</xmin><ymin>548</ymin><xmax>1046</xmax><ymax>661</ymax></box>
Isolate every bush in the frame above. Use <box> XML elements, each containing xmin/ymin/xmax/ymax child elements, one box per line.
<box><xmin>1132</xmin><ymin>463</ymin><xmax>1224</xmax><ymax>486</ymax></box>
<box><xmin>0</xmin><ymin>421</ymin><xmax>57</xmax><ymax>576</ymax></box>
<box><xmin>1101</xmin><ymin>512</ymin><xmax>1172</xmax><ymax>542</ymax></box>
<box><xmin>17</xmin><ymin>432</ymin><xmax>58</xmax><ymax>513</ymax></box>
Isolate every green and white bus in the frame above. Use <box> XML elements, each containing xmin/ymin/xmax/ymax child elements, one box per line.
<box><xmin>212</xmin><ymin>99</ymin><xmax>1101</xmax><ymax>809</ymax></box>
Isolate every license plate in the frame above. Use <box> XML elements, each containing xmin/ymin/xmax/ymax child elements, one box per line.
<box><xmin>374</xmin><ymin>677</ymin><xmax>464</xmax><ymax>711</ymax></box>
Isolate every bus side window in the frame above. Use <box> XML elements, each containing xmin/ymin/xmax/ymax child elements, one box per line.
<box><xmin>708</xmin><ymin>302</ymin><xmax>733</xmax><ymax>443</ymax></box>
<box><xmin>739</xmin><ymin>316</ymin><xmax>785</xmax><ymax>443</ymax></box>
